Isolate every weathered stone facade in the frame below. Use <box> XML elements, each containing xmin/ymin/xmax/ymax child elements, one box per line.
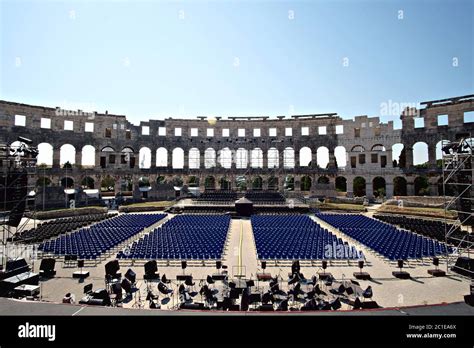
<box><xmin>0</xmin><ymin>94</ymin><xmax>473</xmax><ymax>200</ymax></box>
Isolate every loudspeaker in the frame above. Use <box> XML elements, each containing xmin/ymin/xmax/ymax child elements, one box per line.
<box><xmin>358</xmin><ymin>260</ymin><xmax>364</xmax><ymax>269</ymax></box>
<box><xmin>121</xmin><ymin>278</ymin><xmax>132</xmax><ymax>294</ymax></box>
<box><xmin>261</xmin><ymin>261</ymin><xmax>267</xmax><ymax>270</ymax></box>
<box><xmin>77</xmin><ymin>260</ymin><xmax>84</xmax><ymax>268</ymax></box>
<box><xmin>322</xmin><ymin>260</ymin><xmax>328</xmax><ymax>270</ymax></box>
<box><xmin>0</xmin><ymin>171</ymin><xmax>28</xmax><ymax>227</ymax></box>
<box><xmin>144</xmin><ymin>260</ymin><xmax>157</xmax><ymax>275</ymax></box>
<box><xmin>83</xmin><ymin>283</ymin><xmax>93</xmax><ymax>294</ymax></box>
<box><xmin>216</xmin><ymin>261</ymin><xmax>222</xmax><ymax>270</ymax></box>
<box><xmin>397</xmin><ymin>259</ymin><xmax>404</xmax><ymax>269</ymax></box>
<box><xmin>181</xmin><ymin>260</ymin><xmax>187</xmax><ymax>270</ymax></box>
<box><xmin>433</xmin><ymin>257</ymin><xmax>439</xmax><ymax>267</ymax></box>
<box><xmin>451</xmin><ymin>257</ymin><xmax>474</xmax><ymax>278</ymax></box>
<box><xmin>105</xmin><ymin>259</ymin><xmax>120</xmax><ymax>276</ymax></box>
<box><xmin>125</xmin><ymin>269</ymin><xmax>136</xmax><ymax>284</ymax></box>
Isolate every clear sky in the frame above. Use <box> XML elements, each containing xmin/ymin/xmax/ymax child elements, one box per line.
<box><xmin>1</xmin><ymin>0</ymin><xmax>473</xmax><ymax>128</ymax></box>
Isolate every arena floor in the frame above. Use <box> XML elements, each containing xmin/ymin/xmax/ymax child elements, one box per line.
<box><xmin>4</xmin><ymin>211</ymin><xmax>471</xmax><ymax>315</ymax></box>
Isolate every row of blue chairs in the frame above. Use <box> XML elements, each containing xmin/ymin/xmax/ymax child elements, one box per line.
<box><xmin>39</xmin><ymin>214</ymin><xmax>167</xmax><ymax>259</ymax></box>
<box><xmin>117</xmin><ymin>215</ymin><xmax>231</xmax><ymax>260</ymax></box>
<box><xmin>251</xmin><ymin>215</ymin><xmax>361</xmax><ymax>260</ymax></box>
<box><xmin>316</xmin><ymin>213</ymin><xmax>453</xmax><ymax>260</ymax></box>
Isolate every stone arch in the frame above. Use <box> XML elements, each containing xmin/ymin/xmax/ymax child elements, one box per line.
<box><xmin>267</xmin><ymin>147</ymin><xmax>279</xmax><ymax>168</ymax></box>
<box><xmin>219</xmin><ymin>147</ymin><xmax>232</xmax><ymax>169</ymax></box>
<box><xmin>436</xmin><ymin>139</ymin><xmax>450</xmax><ymax>162</ymax></box>
<box><xmin>121</xmin><ymin>147</ymin><xmax>135</xmax><ymax>168</ymax></box>
<box><xmin>236</xmin><ymin>148</ymin><xmax>248</xmax><ymax>169</ymax></box>
<box><xmin>219</xmin><ymin>177</ymin><xmax>232</xmax><ymax>190</ymax></box>
<box><xmin>283</xmin><ymin>147</ymin><xmax>295</xmax><ymax>168</ymax></box>
<box><xmin>204</xmin><ymin>176</ymin><xmax>216</xmax><ymax>190</ymax></box>
<box><xmin>335</xmin><ymin>176</ymin><xmax>347</xmax><ymax>192</ymax></box>
<box><xmin>316</xmin><ymin>146</ymin><xmax>329</xmax><ymax>168</ymax></box>
<box><xmin>172</xmin><ymin>147</ymin><xmax>184</xmax><ymax>169</ymax></box>
<box><xmin>235</xmin><ymin>175</ymin><xmax>247</xmax><ymax>191</ymax></box>
<box><xmin>60</xmin><ymin>177</ymin><xmax>74</xmax><ymax>189</ymax></box>
<box><xmin>373</xmin><ymin>176</ymin><xmax>386</xmax><ymax>197</ymax></box>
<box><xmin>156</xmin><ymin>147</ymin><xmax>168</xmax><ymax>167</ymax></box>
<box><xmin>171</xmin><ymin>177</ymin><xmax>184</xmax><ymax>187</ymax></box>
<box><xmin>81</xmin><ymin>176</ymin><xmax>95</xmax><ymax>189</ymax></box>
<box><xmin>300</xmin><ymin>175</ymin><xmax>312</xmax><ymax>191</ymax></box>
<box><xmin>37</xmin><ymin>143</ymin><xmax>53</xmax><ymax>167</ymax></box>
<box><xmin>252</xmin><ymin>176</ymin><xmax>263</xmax><ymax>190</ymax></box>
<box><xmin>81</xmin><ymin>145</ymin><xmax>95</xmax><ymax>167</ymax></box>
<box><xmin>299</xmin><ymin>147</ymin><xmax>312</xmax><ymax>167</ymax></box>
<box><xmin>187</xmin><ymin>176</ymin><xmax>199</xmax><ymax>187</ymax></box>
<box><xmin>317</xmin><ymin>176</ymin><xmax>329</xmax><ymax>184</ymax></box>
<box><xmin>250</xmin><ymin>148</ymin><xmax>263</xmax><ymax>168</ymax></box>
<box><xmin>284</xmin><ymin>175</ymin><xmax>294</xmax><ymax>191</ymax></box>
<box><xmin>139</xmin><ymin>147</ymin><xmax>152</xmax><ymax>169</ymax></box>
<box><xmin>36</xmin><ymin>177</ymin><xmax>52</xmax><ymax>187</ymax></box>
<box><xmin>414</xmin><ymin>176</ymin><xmax>429</xmax><ymax>196</ymax></box>
<box><xmin>413</xmin><ymin>142</ymin><xmax>429</xmax><ymax>166</ymax></box>
<box><xmin>60</xmin><ymin>144</ymin><xmax>76</xmax><ymax>166</ymax></box>
<box><xmin>156</xmin><ymin>175</ymin><xmax>167</xmax><ymax>185</ymax></box>
<box><xmin>100</xmin><ymin>175</ymin><xmax>115</xmax><ymax>192</ymax></box>
<box><xmin>334</xmin><ymin>146</ymin><xmax>347</xmax><ymax>168</ymax></box>
<box><xmin>204</xmin><ymin>148</ymin><xmax>216</xmax><ymax>168</ymax></box>
<box><xmin>268</xmin><ymin>176</ymin><xmax>278</xmax><ymax>190</ymax></box>
<box><xmin>353</xmin><ymin>176</ymin><xmax>366</xmax><ymax>197</ymax></box>
<box><xmin>189</xmin><ymin>148</ymin><xmax>200</xmax><ymax>169</ymax></box>
<box><xmin>138</xmin><ymin>176</ymin><xmax>151</xmax><ymax>188</ymax></box>
<box><xmin>371</xmin><ymin>144</ymin><xmax>386</xmax><ymax>151</ymax></box>
<box><xmin>351</xmin><ymin>145</ymin><xmax>365</xmax><ymax>152</ymax></box>
<box><xmin>392</xmin><ymin>143</ymin><xmax>404</xmax><ymax>167</ymax></box>
<box><xmin>393</xmin><ymin>177</ymin><xmax>407</xmax><ymax>196</ymax></box>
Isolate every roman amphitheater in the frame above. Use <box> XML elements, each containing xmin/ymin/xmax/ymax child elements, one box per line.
<box><xmin>0</xmin><ymin>94</ymin><xmax>472</xmax><ymax>315</ymax></box>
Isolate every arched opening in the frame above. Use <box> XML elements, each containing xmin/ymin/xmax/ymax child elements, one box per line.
<box><xmin>373</xmin><ymin>177</ymin><xmax>386</xmax><ymax>198</ymax></box>
<box><xmin>393</xmin><ymin>177</ymin><xmax>407</xmax><ymax>196</ymax></box>
<box><xmin>353</xmin><ymin>176</ymin><xmax>366</xmax><ymax>197</ymax></box>
<box><xmin>81</xmin><ymin>145</ymin><xmax>95</xmax><ymax>167</ymax></box>
<box><xmin>435</xmin><ymin>140</ymin><xmax>449</xmax><ymax>168</ymax></box>
<box><xmin>351</xmin><ymin>145</ymin><xmax>365</xmax><ymax>152</ymax></box>
<box><xmin>100</xmin><ymin>175</ymin><xmax>115</xmax><ymax>192</ymax></box>
<box><xmin>392</xmin><ymin>143</ymin><xmax>404</xmax><ymax>167</ymax></box>
<box><xmin>334</xmin><ymin>146</ymin><xmax>347</xmax><ymax>168</ymax></box>
<box><xmin>138</xmin><ymin>177</ymin><xmax>151</xmax><ymax>188</ymax></box>
<box><xmin>299</xmin><ymin>147</ymin><xmax>312</xmax><ymax>167</ymax></box>
<box><xmin>413</xmin><ymin>142</ymin><xmax>429</xmax><ymax>166</ymax></box>
<box><xmin>187</xmin><ymin>176</ymin><xmax>199</xmax><ymax>187</ymax></box>
<box><xmin>219</xmin><ymin>148</ymin><xmax>232</xmax><ymax>169</ymax></box>
<box><xmin>317</xmin><ymin>176</ymin><xmax>329</xmax><ymax>184</ymax></box>
<box><xmin>300</xmin><ymin>175</ymin><xmax>312</xmax><ymax>191</ymax></box>
<box><xmin>283</xmin><ymin>147</ymin><xmax>295</xmax><ymax>168</ymax></box>
<box><xmin>284</xmin><ymin>175</ymin><xmax>294</xmax><ymax>191</ymax></box>
<box><xmin>37</xmin><ymin>143</ymin><xmax>53</xmax><ymax>167</ymax></box>
<box><xmin>220</xmin><ymin>177</ymin><xmax>231</xmax><ymax>190</ymax></box>
<box><xmin>204</xmin><ymin>148</ymin><xmax>216</xmax><ymax>168</ymax></box>
<box><xmin>189</xmin><ymin>148</ymin><xmax>200</xmax><ymax>169</ymax></box>
<box><xmin>335</xmin><ymin>177</ymin><xmax>347</xmax><ymax>192</ymax></box>
<box><xmin>81</xmin><ymin>176</ymin><xmax>95</xmax><ymax>189</ymax></box>
<box><xmin>205</xmin><ymin>176</ymin><xmax>216</xmax><ymax>190</ymax></box>
<box><xmin>121</xmin><ymin>147</ymin><xmax>135</xmax><ymax>168</ymax></box>
<box><xmin>316</xmin><ymin>146</ymin><xmax>329</xmax><ymax>168</ymax></box>
<box><xmin>235</xmin><ymin>176</ymin><xmax>247</xmax><ymax>191</ymax></box>
<box><xmin>371</xmin><ymin>144</ymin><xmax>386</xmax><ymax>152</ymax></box>
<box><xmin>156</xmin><ymin>147</ymin><xmax>168</xmax><ymax>167</ymax></box>
<box><xmin>139</xmin><ymin>147</ymin><xmax>152</xmax><ymax>169</ymax></box>
<box><xmin>252</xmin><ymin>176</ymin><xmax>263</xmax><ymax>190</ymax></box>
<box><xmin>268</xmin><ymin>176</ymin><xmax>278</xmax><ymax>191</ymax></box>
<box><xmin>120</xmin><ymin>176</ymin><xmax>133</xmax><ymax>192</ymax></box>
<box><xmin>171</xmin><ymin>177</ymin><xmax>183</xmax><ymax>187</ymax></box>
<box><xmin>60</xmin><ymin>177</ymin><xmax>74</xmax><ymax>189</ymax></box>
<box><xmin>60</xmin><ymin>144</ymin><xmax>76</xmax><ymax>166</ymax></box>
<box><xmin>250</xmin><ymin>148</ymin><xmax>263</xmax><ymax>168</ymax></box>
<box><xmin>414</xmin><ymin>176</ymin><xmax>430</xmax><ymax>196</ymax></box>
<box><xmin>156</xmin><ymin>176</ymin><xmax>167</xmax><ymax>185</ymax></box>
<box><xmin>267</xmin><ymin>148</ymin><xmax>279</xmax><ymax>168</ymax></box>
<box><xmin>172</xmin><ymin>147</ymin><xmax>184</xmax><ymax>169</ymax></box>
<box><xmin>236</xmin><ymin>148</ymin><xmax>248</xmax><ymax>169</ymax></box>
<box><xmin>36</xmin><ymin>177</ymin><xmax>51</xmax><ymax>187</ymax></box>
<box><xmin>438</xmin><ymin>177</ymin><xmax>456</xmax><ymax>196</ymax></box>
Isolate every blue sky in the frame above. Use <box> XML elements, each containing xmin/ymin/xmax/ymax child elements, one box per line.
<box><xmin>1</xmin><ymin>0</ymin><xmax>472</xmax><ymax>127</ymax></box>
